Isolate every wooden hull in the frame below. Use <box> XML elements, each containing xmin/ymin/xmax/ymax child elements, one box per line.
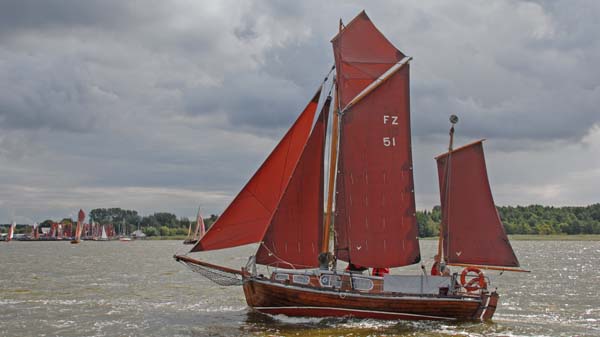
<box><xmin>243</xmin><ymin>277</ymin><xmax>498</xmax><ymax>321</ymax></box>
<box><xmin>183</xmin><ymin>239</ymin><xmax>198</xmax><ymax>245</ymax></box>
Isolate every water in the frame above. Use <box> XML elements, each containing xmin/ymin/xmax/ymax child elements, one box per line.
<box><xmin>1</xmin><ymin>240</ymin><xmax>598</xmax><ymax>337</ymax></box>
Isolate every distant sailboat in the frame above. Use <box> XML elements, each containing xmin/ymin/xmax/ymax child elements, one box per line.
<box><xmin>100</xmin><ymin>226</ymin><xmax>109</xmax><ymax>241</ymax></box>
<box><xmin>175</xmin><ymin>11</ymin><xmax>528</xmax><ymax>321</ymax></box>
<box><xmin>71</xmin><ymin>209</ymin><xmax>85</xmax><ymax>244</ymax></box>
<box><xmin>31</xmin><ymin>222</ymin><xmax>39</xmax><ymax>240</ymax></box>
<box><xmin>119</xmin><ymin>219</ymin><xmax>132</xmax><ymax>242</ymax></box>
<box><xmin>183</xmin><ymin>206</ymin><xmax>206</xmax><ymax>245</ymax></box>
<box><xmin>6</xmin><ymin>221</ymin><xmax>15</xmax><ymax>242</ymax></box>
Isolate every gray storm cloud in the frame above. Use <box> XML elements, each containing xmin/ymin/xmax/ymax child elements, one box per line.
<box><xmin>0</xmin><ymin>0</ymin><xmax>598</xmax><ymax>222</ymax></box>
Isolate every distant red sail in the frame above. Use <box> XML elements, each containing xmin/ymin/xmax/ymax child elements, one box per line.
<box><xmin>334</xmin><ymin>65</ymin><xmax>420</xmax><ymax>268</ymax></box>
<box><xmin>191</xmin><ymin>90</ymin><xmax>321</xmax><ymax>252</ymax></box>
<box><xmin>195</xmin><ymin>208</ymin><xmax>206</xmax><ymax>238</ymax></box>
<box><xmin>332</xmin><ymin>11</ymin><xmax>405</xmax><ymax>109</ymax></box>
<box><xmin>436</xmin><ymin>141</ymin><xmax>519</xmax><ymax>267</ymax></box>
<box><xmin>78</xmin><ymin>209</ymin><xmax>85</xmax><ymax>223</ymax></box>
<box><xmin>75</xmin><ymin>209</ymin><xmax>85</xmax><ymax>240</ymax></box>
<box><xmin>256</xmin><ymin>98</ymin><xmax>330</xmax><ymax>268</ymax></box>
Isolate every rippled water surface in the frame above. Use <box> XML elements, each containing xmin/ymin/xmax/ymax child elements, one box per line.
<box><xmin>1</xmin><ymin>240</ymin><xmax>598</xmax><ymax>336</ymax></box>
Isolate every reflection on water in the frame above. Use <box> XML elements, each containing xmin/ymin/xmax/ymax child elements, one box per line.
<box><xmin>1</xmin><ymin>240</ymin><xmax>598</xmax><ymax>336</ymax></box>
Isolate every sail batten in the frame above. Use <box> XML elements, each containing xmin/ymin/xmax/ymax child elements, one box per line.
<box><xmin>436</xmin><ymin>140</ymin><xmax>519</xmax><ymax>267</ymax></box>
<box><xmin>191</xmin><ymin>90</ymin><xmax>322</xmax><ymax>252</ymax></box>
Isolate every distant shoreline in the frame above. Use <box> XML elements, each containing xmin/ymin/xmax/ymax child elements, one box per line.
<box><xmin>508</xmin><ymin>234</ymin><xmax>600</xmax><ymax>241</ymax></box>
<box><xmin>5</xmin><ymin>234</ymin><xmax>599</xmax><ymax>242</ymax></box>
<box><xmin>419</xmin><ymin>234</ymin><xmax>600</xmax><ymax>241</ymax></box>
<box><xmin>153</xmin><ymin>234</ymin><xmax>600</xmax><ymax>241</ymax></box>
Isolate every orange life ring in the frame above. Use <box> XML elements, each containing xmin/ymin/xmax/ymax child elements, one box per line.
<box><xmin>460</xmin><ymin>267</ymin><xmax>487</xmax><ymax>292</ymax></box>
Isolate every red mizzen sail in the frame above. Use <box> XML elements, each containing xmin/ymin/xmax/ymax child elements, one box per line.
<box><xmin>436</xmin><ymin>140</ymin><xmax>519</xmax><ymax>267</ymax></box>
<box><xmin>332</xmin><ymin>11</ymin><xmax>406</xmax><ymax>109</ymax></box>
<box><xmin>191</xmin><ymin>90</ymin><xmax>321</xmax><ymax>252</ymax></box>
<box><xmin>256</xmin><ymin>97</ymin><xmax>331</xmax><ymax>268</ymax></box>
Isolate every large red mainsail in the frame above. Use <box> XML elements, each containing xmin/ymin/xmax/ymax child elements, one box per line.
<box><xmin>191</xmin><ymin>91</ymin><xmax>321</xmax><ymax>252</ymax></box>
<box><xmin>333</xmin><ymin>12</ymin><xmax>419</xmax><ymax>268</ymax></box>
<box><xmin>436</xmin><ymin>140</ymin><xmax>519</xmax><ymax>267</ymax></box>
<box><xmin>334</xmin><ymin>66</ymin><xmax>420</xmax><ymax>268</ymax></box>
<box><xmin>332</xmin><ymin>11</ymin><xmax>406</xmax><ymax>109</ymax></box>
<box><xmin>256</xmin><ymin>98</ymin><xmax>331</xmax><ymax>268</ymax></box>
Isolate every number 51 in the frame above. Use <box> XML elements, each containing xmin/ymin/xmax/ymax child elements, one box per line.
<box><xmin>383</xmin><ymin>137</ymin><xmax>396</xmax><ymax>147</ymax></box>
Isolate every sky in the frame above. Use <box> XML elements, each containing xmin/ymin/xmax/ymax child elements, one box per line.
<box><xmin>1</xmin><ymin>0</ymin><xmax>599</xmax><ymax>223</ymax></box>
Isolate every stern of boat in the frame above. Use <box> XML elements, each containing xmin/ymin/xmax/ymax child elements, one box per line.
<box><xmin>474</xmin><ymin>291</ymin><xmax>499</xmax><ymax>321</ymax></box>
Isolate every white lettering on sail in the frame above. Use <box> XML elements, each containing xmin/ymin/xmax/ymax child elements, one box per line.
<box><xmin>383</xmin><ymin>137</ymin><xmax>396</xmax><ymax>147</ymax></box>
<box><xmin>383</xmin><ymin>115</ymin><xmax>399</xmax><ymax>125</ymax></box>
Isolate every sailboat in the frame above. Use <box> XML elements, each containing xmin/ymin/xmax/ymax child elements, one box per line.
<box><xmin>5</xmin><ymin>221</ymin><xmax>15</xmax><ymax>242</ymax></box>
<box><xmin>99</xmin><ymin>225</ymin><xmax>109</xmax><ymax>241</ymax></box>
<box><xmin>183</xmin><ymin>206</ymin><xmax>206</xmax><ymax>245</ymax></box>
<box><xmin>119</xmin><ymin>220</ymin><xmax>132</xmax><ymax>242</ymax></box>
<box><xmin>31</xmin><ymin>222</ymin><xmax>39</xmax><ymax>240</ymax></box>
<box><xmin>175</xmin><ymin>11</ymin><xmax>527</xmax><ymax>321</ymax></box>
<box><xmin>71</xmin><ymin>209</ymin><xmax>85</xmax><ymax>244</ymax></box>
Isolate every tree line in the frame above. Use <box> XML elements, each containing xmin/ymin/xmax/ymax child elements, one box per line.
<box><xmin>416</xmin><ymin>204</ymin><xmax>600</xmax><ymax>236</ymax></box>
<box><xmin>31</xmin><ymin>208</ymin><xmax>218</xmax><ymax>237</ymax></box>
<box><xmin>5</xmin><ymin>204</ymin><xmax>600</xmax><ymax>236</ymax></box>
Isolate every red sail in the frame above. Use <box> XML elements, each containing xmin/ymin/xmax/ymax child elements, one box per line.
<box><xmin>334</xmin><ymin>65</ymin><xmax>420</xmax><ymax>268</ymax></box>
<box><xmin>436</xmin><ymin>140</ymin><xmax>519</xmax><ymax>267</ymax></box>
<box><xmin>256</xmin><ymin>98</ymin><xmax>330</xmax><ymax>268</ymax></box>
<box><xmin>191</xmin><ymin>91</ymin><xmax>321</xmax><ymax>252</ymax></box>
<box><xmin>332</xmin><ymin>11</ymin><xmax>405</xmax><ymax>109</ymax></box>
<box><xmin>76</xmin><ymin>209</ymin><xmax>85</xmax><ymax>240</ymax></box>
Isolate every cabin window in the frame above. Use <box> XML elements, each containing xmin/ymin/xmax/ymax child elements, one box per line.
<box><xmin>274</xmin><ymin>273</ymin><xmax>289</xmax><ymax>281</ymax></box>
<box><xmin>319</xmin><ymin>274</ymin><xmax>342</xmax><ymax>288</ymax></box>
<box><xmin>352</xmin><ymin>277</ymin><xmax>374</xmax><ymax>291</ymax></box>
<box><xmin>292</xmin><ymin>275</ymin><xmax>310</xmax><ymax>285</ymax></box>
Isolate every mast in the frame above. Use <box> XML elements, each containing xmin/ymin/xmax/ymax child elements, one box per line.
<box><xmin>322</xmin><ymin>20</ymin><xmax>344</xmax><ymax>254</ymax></box>
<box><xmin>438</xmin><ymin>115</ymin><xmax>458</xmax><ymax>262</ymax></box>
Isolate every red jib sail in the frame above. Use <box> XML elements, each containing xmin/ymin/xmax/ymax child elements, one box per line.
<box><xmin>256</xmin><ymin>98</ymin><xmax>331</xmax><ymax>268</ymax></box>
<box><xmin>436</xmin><ymin>140</ymin><xmax>519</xmax><ymax>267</ymax></box>
<box><xmin>332</xmin><ymin>11</ymin><xmax>406</xmax><ymax>109</ymax></box>
<box><xmin>333</xmin><ymin>12</ymin><xmax>420</xmax><ymax>268</ymax></box>
<box><xmin>191</xmin><ymin>90</ymin><xmax>321</xmax><ymax>252</ymax></box>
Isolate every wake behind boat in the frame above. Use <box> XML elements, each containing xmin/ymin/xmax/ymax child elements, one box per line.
<box><xmin>175</xmin><ymin>11</ymin><xmax>527</xmax><ymax>321</ymax></box>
